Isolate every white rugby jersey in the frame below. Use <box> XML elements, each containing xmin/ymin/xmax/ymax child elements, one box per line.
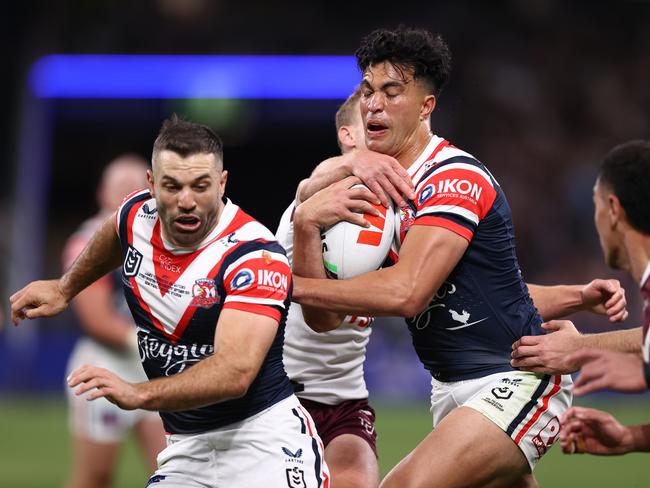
<box><xmin>277</xmin><ymin>203</ymin><xmax>373</xmax><ymax>405</ymax></box>
<box><xmin>117</xmin><ymin>190</ymin><xmax>294</xmax><ymax>433</ymax></box>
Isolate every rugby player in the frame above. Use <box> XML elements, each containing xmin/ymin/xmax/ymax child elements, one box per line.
<box><xmin>558</xmin><ymin>141</ymin><xmax>650</xmax><ymax>454</ymax></box>
<box><xmin>282</xmin><ymin>88</ymin><xmax>627</xmax><ymax>488</ymax></box>
<box><xmin>63</xmin><ymin>155</ymin><xmax>165</xmax><ymax>488</ymax></box>
<box><xmin>290</xmin><ymin>26</ymin><xmax>578</xmax><ymax>487</ymax></box>
<box><xmin>278</xmin><ymin>88</ymin><xmax>382</xmax><ymax>488</ymax></box>
<box><xmin>10</xmin><ymin>116</ymin><xmax>329</xmax><ymax>487</ymax></box>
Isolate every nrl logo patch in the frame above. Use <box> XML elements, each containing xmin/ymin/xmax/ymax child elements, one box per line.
<box><xmin>123</xmin><ymin>246</ymin><xmax>143</xmax><ymax>277</ymax></box>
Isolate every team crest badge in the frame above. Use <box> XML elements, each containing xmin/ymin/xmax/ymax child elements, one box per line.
<box><xmin>190</xmin><ymin>278</ymin><xmax>219</xmax><ymax>308</ymax></box>
<box><xmin>123</xmin><ymin>246</ymin><xmax>143</xmax><ymax>277</ymax></box>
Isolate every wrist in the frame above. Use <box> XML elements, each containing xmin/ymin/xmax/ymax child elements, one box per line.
<box><xmin>135</xmin><ymin>382</ymin><xmax>155</xmax><ymax>410</ymax></box>
<box><xmin>56</xmin><ymin>277</ymin><xmax>76</xmax><ymax>303</ymax></box>
<box><xmin>575</xmin><ymin>284</ymin><xmax>594</xmax><ymax>312</ymax></box>
<box><xmin>628</xmin><ymin>424</ymin><xmax>650</xmax><ymax>453</ymax></box>
<box><xmin>293</xmin><ymin>205</ymin><xmax>321</xmax><ymax>232</ymax></box>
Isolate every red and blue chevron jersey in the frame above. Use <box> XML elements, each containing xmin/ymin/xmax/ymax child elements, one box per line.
<box><xmin>395</xmin><ymin>136</ymin><xmax>544</xmax><ymax>382</ymax></box>
<box><xmin>116</xmin><ymin>190</ymin><xmax>294</xmax><ymax>433</ymax></box>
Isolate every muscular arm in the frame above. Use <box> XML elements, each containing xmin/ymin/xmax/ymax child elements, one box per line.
<box><xmin>511</xmin><ymin>321</ymin><xmax>642</xmax><ymax>375</ymax></box>
<box><xmin>292</xmin><ymin>178</ymin><xmax>380</xmax><ymax>331</ymax></box>
<box><xmin>293</xmin><ymin>223</ymin><xmax>469</xmax><ymax>318</ymax></box>
<box><xmin>61</xmin><ymin>214</ymin><xmax>123</xmax><ymax>298</ymax></box>
<box><xmin>581</xmin><ymin>327</ymin><xmax>642</xmax><ymax>353</ymax></box>
<box><xmin>10</xmin><ymin>214</ymin><xmax>122</xmax><ymax>324</ymax></box>
<box><xmin>527</xmin><ymin>281</ymin><xmax>627</xmax><ymax>322</ymax></box>
<box><xmin>69</xmin><ymin>309</ymin><xmax>279</xmax><ymax>411</ymax></box>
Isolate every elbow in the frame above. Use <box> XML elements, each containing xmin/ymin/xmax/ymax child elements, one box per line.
<box><xmin>303</xmin><ymin>310</ymin><xmax>340</xmax><ymax>333</ymax></box>
<box><xmin>390</xmin><ymin>282</ymin><xmax>430</xmax><ymax>318</ymax></box>
<box><xmin>228</xmin><ymin>372</ymin><xmax>256</xmax><ymax>399</ymax></box>
<box><xmin>305</xmin><ymin>318</ymin><xmax>339</xmax><ymax>333</ymax></box>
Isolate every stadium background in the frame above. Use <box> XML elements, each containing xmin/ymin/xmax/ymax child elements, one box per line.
<box><xmin>1</xmin><ymin>1</ymin><xmax>649</xmax><ymax>486</ymax></box>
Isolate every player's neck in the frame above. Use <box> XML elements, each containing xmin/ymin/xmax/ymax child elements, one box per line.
<box><xmin>394</xmin><ymin>127</ymin><xmax>433</xmax><ymax>169</ymax></box>
<box><xmin>622</xmin><ymin>231</ymin><xmax>650</xmax><ymax>284</ymax></box>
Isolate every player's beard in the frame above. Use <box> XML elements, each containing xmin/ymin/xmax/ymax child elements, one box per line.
<box><xmin>161</xmin><ymin>206</ymin><xmax>220</xmax><ymax>248</ymax></box>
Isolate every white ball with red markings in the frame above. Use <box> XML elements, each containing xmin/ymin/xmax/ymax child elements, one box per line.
<box><xmin>321</xmin><ymin>193</ymin><xmax>395</xmax><ymax>279</ymax></box>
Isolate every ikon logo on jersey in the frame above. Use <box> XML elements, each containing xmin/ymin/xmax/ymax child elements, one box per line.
<box><xmin>190</xmin><ymin>278</ymin><xmax>219</xmax><ymax>308</ymax></box>
<box><xmin>258</xmin><ymin>269</ymin><xmax>288</xmax><ymax>292</ymax></box>
<box><xmin>419</xmin><ymin>179</ymin><xmax>483</xmax><ymax>202</ymax></box>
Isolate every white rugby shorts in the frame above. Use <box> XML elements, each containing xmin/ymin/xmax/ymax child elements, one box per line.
<box><xmin>146</xmin><ymin>395</ymin><xmax>330</xmax><ymax>487</ymax></box>
<box><xmin>66</xmin><ymin>337</ymin><xmax>157</xmax><ymax>443</ymax></box>
<box><xmin>430</xmin><ymin>370</ymin><xmax>572</xmax><ymax>469</ymax></box>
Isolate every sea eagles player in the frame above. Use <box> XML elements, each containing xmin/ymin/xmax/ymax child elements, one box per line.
<box><xmin>278</xmin><ymin>88</ymin><xmax>384</xmax><ymax>488</ymax></box>
<box><xmin>63</xmin><ymin>155</ymin><xmax>164</xmax><ymax>488</ymax></box>
<box><xmin>556</xmin><ymin>141</ymin><xmax>650</xmax><ymax>454</ymax></box>
<box><xmin>10</xmin><ymin>116</ymin><xmax>329</xmax><ymax>488</ymax></box>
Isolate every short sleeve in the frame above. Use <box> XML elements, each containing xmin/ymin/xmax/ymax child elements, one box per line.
<box><xmin>222</xmin><ymin>247</ymin><xmax>292</xmax><ymax>322</ymax></box>
<box><xmin>412</xmin><ymin>159</ymin><xmax>497</xmax><ymax>241</ymax></box>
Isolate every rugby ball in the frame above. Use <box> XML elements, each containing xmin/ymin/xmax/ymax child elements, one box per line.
<box><xmin>321</xmin><ymin>192</ymin><xmax>395</xmax><ymax>279</ymax></box>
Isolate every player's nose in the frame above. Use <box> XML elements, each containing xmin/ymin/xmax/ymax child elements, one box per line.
<box><xmin>177</xmin><ymin>187</ymin><xmax>197</xmax><ymax>210</ymax></box>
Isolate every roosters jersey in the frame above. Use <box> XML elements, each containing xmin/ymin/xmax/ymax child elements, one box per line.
<box><xmin>277</xmin><ymin>203</ymin><xmax>373</xmax><ymax>405</ymax></box>
<box><xmin>116</xmin><ymin>190</ymin><xmax>294</xmax><ymax>434</ymax></box>
<box><xmin>395</xmin><ymin>136</ymin><xmax>543</xmax><ymax>381</ymax></box>
<box><xmin>640</xmin><ymin>262</ymin><xmax>650</xmax><ymax>363</ymax></box>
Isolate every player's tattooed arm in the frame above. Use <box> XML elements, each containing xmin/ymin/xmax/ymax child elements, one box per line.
<box><xmin>293</xmin><ymin>177</ymin><xmax>380</xmax><ymax>331</ymax></box>
<box><xmin>296</xmin><ymin>149</ymin><xmax>414</xmax><ymax>208</ymax></box>
<box><xmin>10</xmin><ymin>213</ymin><xmax>122</xmax><ymax>325</ymax></box>
<box><xmin>527</xmin><ymin>280</ymin><xmax>628</xmax><ymax>323</ymax></box>
<box><xmin>68</xmin><ymin>308</ymin><xmax>278</xmax><ymax>411</ymax></box>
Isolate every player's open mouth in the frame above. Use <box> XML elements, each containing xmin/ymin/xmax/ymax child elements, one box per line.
<box><xmin>367</xmin><ymin>120</ymin><xmax>388</xmax><ymax>136</ymax></box>
<box><xmin>174</xmin><ymin>215</ymin><xmax>201</xmax><ymax>232</ymax></box>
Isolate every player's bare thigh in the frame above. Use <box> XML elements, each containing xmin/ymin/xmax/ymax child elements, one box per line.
<box><xmin>326</xmin><ymin>433</ymin><xmax>379</xmax><ymax>488</ymax></box>
<box><xmin>380</xmin><ymin>406</ymin><xmax>533</xmax><ymax>488</ymax></box>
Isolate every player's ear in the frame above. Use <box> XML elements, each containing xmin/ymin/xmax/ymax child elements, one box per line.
<box><xmin>338</xmin><ymin>126</ymin><xmax>356</xmax><ymax>151</ymax></box>
<box><xmin>608</xmin><ymin>193</ymin><xmax>623</xmax><ymax>228</ymax></box>
<box><xmin>420</xmin><ymin>94</ymin><xmax>436</xmax><ymax>121</ymax></box>
<box><xmin>146</xmin><ymin>169</ymin><xmax>155</xmax><ymax>196</ymax></box>
<box><xmin>219</xmin><ymin>170</ymin><xmax>228</xmax><ymax>194</ymax></box>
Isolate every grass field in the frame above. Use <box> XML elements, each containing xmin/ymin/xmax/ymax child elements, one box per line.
<box><xmin>0</xmin><ymin>396</ymin><xmax>647</xmax><ymax>487</ymax></box>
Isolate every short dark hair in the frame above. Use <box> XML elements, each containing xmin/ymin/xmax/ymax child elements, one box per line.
<box><xmin>355</xmin><ymin>26</ymin><xmax>452</xmax><ymax>96</ymax></box>
<box><xmin>152</xmin><ymin>114</ymin><xmax>224</xmax><ymax>165</ymax></box>
<box><xmin>599</xmin><ymin>140</ymin><xmax>650</xmax><ymax>235</ymax></box>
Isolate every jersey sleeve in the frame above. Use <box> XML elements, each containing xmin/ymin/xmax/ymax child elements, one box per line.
<box><xmin>412</xmin><ymin>159</ymin><xmax>497</xmax><ymax>241</ymax></box>
<box><xmin>221</xmin><ymin>244</ymin><xmax>292</xmax><ymax>322</ymax></box>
